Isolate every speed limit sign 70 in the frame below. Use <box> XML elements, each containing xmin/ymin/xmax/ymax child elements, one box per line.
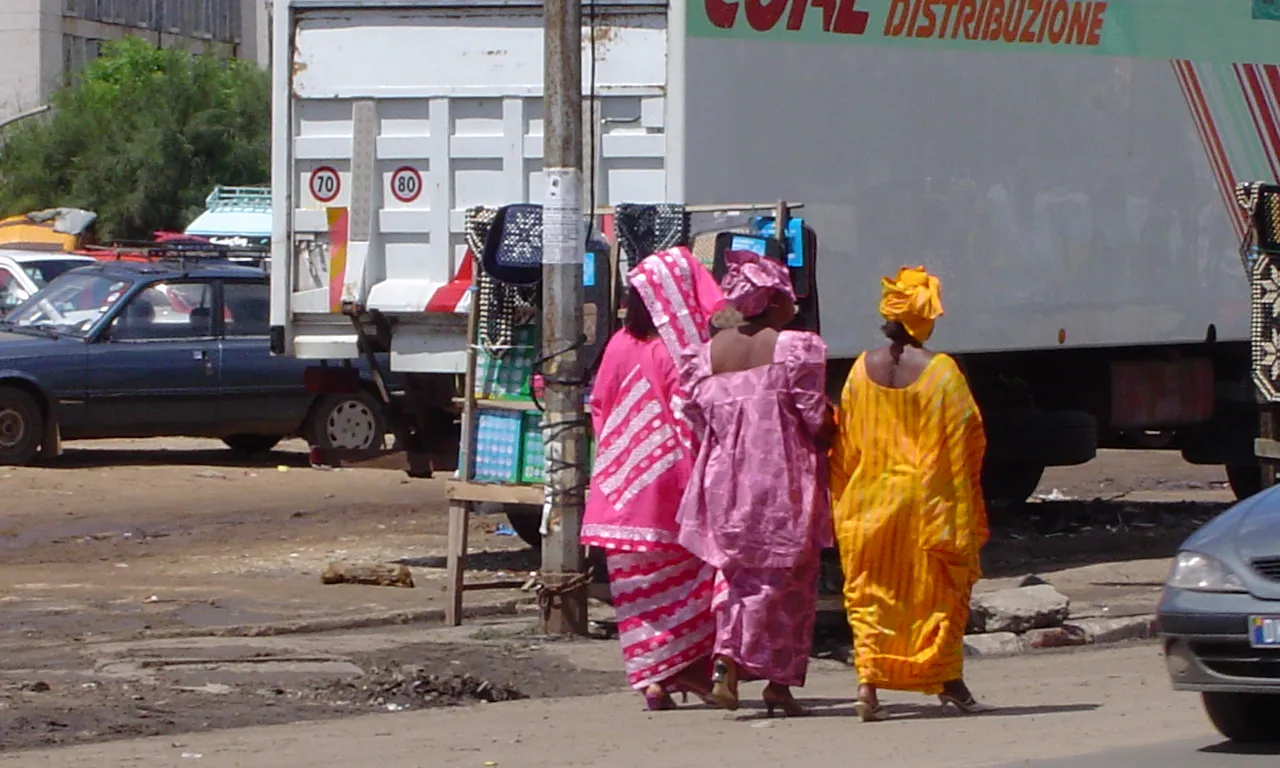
<box><xmin>309</xmin><ymin>166</ymin><xmax>341</xmax><ymax>203</ymax></box>
<box><xmin>389</xmin><ymin>166</ymin><xmax>422</xmax><ymax>204</ymax></box>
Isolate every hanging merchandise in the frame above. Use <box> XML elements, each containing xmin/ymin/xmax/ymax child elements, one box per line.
<box><xmin>467</xmin><ymin>206</ymin><xmax>538</xmax><ymax>356</ymax></box>
<box><xmin>475</xmin><ymin>324</ymin><xmax>539</xmax><ymax>401</ymax></box>
<box><xmin>614</xmin><ymin>203</ymin><xmax>689</xmax><ymax>271</ymax></box>
<box><xmin>582</xmin><ymin>238</ymin><xmax>612</xmax><ymax>374</ymax></box>
<box><xmin>751</xmin><ymin>216</ymin><xmax>820</xmax><ymax>332</ymax></box>
<box><xmin>483</xmin><ymin>203</ymin><xmax>544</xmax><ymax>286</ymax></box>
<box><xmin>711</xmin><ymin>225</ymin><xmax>821</xmax><ymax>334</ymax></box>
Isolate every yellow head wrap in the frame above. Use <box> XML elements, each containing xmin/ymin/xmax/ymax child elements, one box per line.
<box><xmin>879</xmin><ymin>266</ymin><xmax>943</xmax><ymax>343</ymax></box>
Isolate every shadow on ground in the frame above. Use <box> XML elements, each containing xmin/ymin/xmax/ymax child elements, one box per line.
<box><xmin>1200</xmin><ymin>741</ymin><xmax>1280</xmax><ymax>756</ymax></box>
<box><xmin>39</xmin><ymin>447</ymin><xmax>313</xmax><ymax>470</ymax></box>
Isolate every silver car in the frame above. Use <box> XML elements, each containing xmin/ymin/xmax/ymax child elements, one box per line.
<box><xmin>1158</xmin><ymin>487</ymin><xmax>1280</xmax><ymax>743</ymax></box>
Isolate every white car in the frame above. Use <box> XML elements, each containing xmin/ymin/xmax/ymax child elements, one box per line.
<box><xmin>0</xmin><ymin>250</ymin><xmax>95</xmax><ymax>316</ymax></box>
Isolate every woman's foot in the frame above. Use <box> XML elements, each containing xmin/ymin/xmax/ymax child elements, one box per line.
<box><xmin>710</xmin><ymin>656</ymin><xmax>740</xmax><ymax>711</ymax></box>
<box><xmin>667</xmin><ymin>668</ymin><xmax>715</xmax><ymax>705</ymax></box>
<box><xmin>762</xmin><ymin>683</ymin><xmax>810</xmax><ymax>718</ymax></box>
<box><xmin>643</xmin><ymin>683</ymin><xmax>677</xmax><ymax>711</ymax></box>
<box><xmin>854</xmin><ymin>683</ymin><xmax>887</xmax><ymax>722</ymax></box>
<box><xmin>938</xmin><ymin>679</ymin><xmax>995</xmax><ymax>715</ymax></box>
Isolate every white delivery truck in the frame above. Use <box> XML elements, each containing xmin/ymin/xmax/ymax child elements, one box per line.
<box><xmin>269</xmin><ymin>0</ymin><xmax>1280</xmax><ymax>501</ymax></box>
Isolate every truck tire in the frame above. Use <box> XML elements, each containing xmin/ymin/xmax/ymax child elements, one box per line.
<box><xmin>308</xmin><ymin>391</ymin><xmax>387</xmax><ymax>451</ymax></box>
<box><xmin>981</xmin><ymin>463</ymin><xmax>1046</xmax><ymax>505</ymax></box>
<box><xmin>0</xmin><ymin>386</ymin><xmax>43</xmax><ymax>466</ymax></box>
<box><xmin>222</xmin><ymin>434</ymin><xmax>284</xmax><ymax>456</ymax></box>
<box><xmin>1226</xmin><ymin>464</ymin><xmax>1263</xmax><ymax>501</ymax></box>
<box><xmin>1201</xmin><ymin>692</ymin><xmax>1278</xmax><ymax>743</ymax></box>
<box><xmin>982</xmin><ymin>408</ymin><xmax>1097</xmax><ymax>469</ymax></box>
<box><xmin>505</xmin><ymin>505</ymin><xmax>543</xmax><ymax>548</ymax></box>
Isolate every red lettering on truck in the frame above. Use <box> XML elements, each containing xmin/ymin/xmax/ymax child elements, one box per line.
<box><xmin>879</xmin><ymin>0</ymin><xmax>1105</xmax><ymax>45</ymax></box>
<box><xmin>705</xmin><ymin>0</ymin><xmax>868</xmax><ymax>34</ymax></box>
<box><xmin>706</xmin><ymin>0</ymin><xmax>1101</xmax><ymax>42</ymax></box>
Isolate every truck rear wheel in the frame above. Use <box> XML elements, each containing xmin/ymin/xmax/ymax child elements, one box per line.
<box><xmin>980</xmin><ymin>408</ymin><xmax>1096</xmax><ymax>503</ymax></box>
<box><xmin>1225</xmin><ymin>464</ymin><xmax>1263</xmax><ymax>501</ymax></box>
<box><xmin>982</xmin><ymin>463</ymin><xmax>1046</xmax><ymax>505</ymax></box>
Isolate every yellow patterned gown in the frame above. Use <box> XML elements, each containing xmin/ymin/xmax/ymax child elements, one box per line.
<box><xmin>830</xmin><ymin>353</ymin><xmax>988</xmax><ymax>694</ymax></box>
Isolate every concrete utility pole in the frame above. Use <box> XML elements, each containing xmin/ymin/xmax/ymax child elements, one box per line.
<box><xmin>539</xmin><ymin>0</ymin><xmax>589</xmax><ymax>636</ymax></box>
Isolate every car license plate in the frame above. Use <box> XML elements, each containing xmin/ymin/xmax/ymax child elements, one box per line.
<box><xmin>1249</xmin><ymin>616</ymin><xmax>1280</xmax><ymax>647</ymax></box>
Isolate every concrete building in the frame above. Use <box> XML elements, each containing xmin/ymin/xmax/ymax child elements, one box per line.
<box><xmin>0</xmin><ymin>0</ymin><xmax>270</xmax><ymax>126</ymax></box>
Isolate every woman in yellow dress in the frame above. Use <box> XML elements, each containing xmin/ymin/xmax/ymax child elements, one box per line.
<box><xmin>829</xmin><ymin>266</ymin><xmax>991</xmax><ymax>722</ymax></box>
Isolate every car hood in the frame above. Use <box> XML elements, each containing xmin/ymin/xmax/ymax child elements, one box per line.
<box><xmin>1182</xmin><ymin>486</ymin><xmax>1280</xmax><ymax>600</ymax></box>
<box><xmin>0</xmin><ymin>331</ymin><xmax>72</xmax><ymax>361</ymax></box>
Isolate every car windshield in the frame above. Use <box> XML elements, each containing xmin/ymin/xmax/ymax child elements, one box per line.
<box><xmin>3</xmin><ymin>272</ymin><xmax>133</xmax><ymax>337</ymax></box>
<box><xmin>22</xmin><ymin>259</ymin><xmax>90</xmax><ymax>288</ymax></box>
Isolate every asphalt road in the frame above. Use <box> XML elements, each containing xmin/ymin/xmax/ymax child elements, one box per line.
<box><xmin>994</xmin><ymin>740</ymin><xmax>1280</xmax><ymax>767</ymax></box>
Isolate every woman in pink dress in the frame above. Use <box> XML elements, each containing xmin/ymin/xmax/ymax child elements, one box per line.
<box><xmin>582</xmin><ymin>246</ymin><xmax>726</xmax><ymax>711</ymax></box>
<box><xmin>677</xmin><ymin>249</ymin><xmax>833</xmax><ymax>717</ymax></box>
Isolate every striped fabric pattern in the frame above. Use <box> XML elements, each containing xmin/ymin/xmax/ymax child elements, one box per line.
<box><xmin>831</xmin><ymin>353</ymin><xmax>988</xmax><ymax>695</ymax></box>
<box><xmin>608</xmin><ymin>550</ymin><xmax>716</xmax><ymax>691</ymax></box>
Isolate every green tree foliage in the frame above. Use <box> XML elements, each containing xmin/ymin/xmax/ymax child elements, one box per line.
<box><xmin>0</xmin><ymin>37</ymin><xmax>269</xmax><ymax>241</ymax></box>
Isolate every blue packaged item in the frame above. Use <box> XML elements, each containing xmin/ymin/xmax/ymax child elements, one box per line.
<box><xmin>470</xmin><ymin>409</ymin><xmax>523</xmax><ymax>483</ymax></box>
<box><xmin>751</xmin><ymin>216</ymin><xmax>806</xmax><ymax>268</ymax></box>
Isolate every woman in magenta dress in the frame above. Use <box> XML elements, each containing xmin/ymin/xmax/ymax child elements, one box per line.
<box><xmin>582</xmin><ymin>246</ymin><xmax>726</xmax><ymax>711</ymax></box>
<box><xmin>676</xmin><ymin>249</ymin><xmax>833</xmax><ymax>717</ymax></box>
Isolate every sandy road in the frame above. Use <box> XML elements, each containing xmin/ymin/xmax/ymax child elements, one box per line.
<box><xmin>0</xmin><ymin>438</ymin><xmax>1251</xmax><ymax>761</ymax></box>
<box><xmin>4</xmin><ymin>642</ymin><xmax>1271</xmax><ymax>768</ymax></box>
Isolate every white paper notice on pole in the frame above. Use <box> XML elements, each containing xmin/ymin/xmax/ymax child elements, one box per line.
<box><xmin>542</xmin><ymin>168</ymin><xmax>583</xmax><ymax>264</ymax></box>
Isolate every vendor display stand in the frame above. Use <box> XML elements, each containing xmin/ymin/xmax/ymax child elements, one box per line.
<box><xmin>444</xmin><ymin>201</ymin><xmax>805</xmax><ymax>626</ymax></box>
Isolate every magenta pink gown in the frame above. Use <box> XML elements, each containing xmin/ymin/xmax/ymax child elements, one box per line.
<box><xmin>676</xmin><ymin>330</ymin><xmax>832</xmax><ymax>687</ymax></box>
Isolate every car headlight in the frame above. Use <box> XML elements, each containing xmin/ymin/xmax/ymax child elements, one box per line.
<box><xmin>1166</xmin><ymin>551</ymin><xmax>1247</xmax><ymax>593</ymax></box>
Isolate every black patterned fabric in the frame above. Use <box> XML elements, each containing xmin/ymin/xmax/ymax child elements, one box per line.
<box><xmin>614</xmin><ymin>203</ymin><xmax>689</xmax><ymax>270</ymax></box>
<box><xmin>483</xmin><ymin>204</ymin><xmax>544</xmax><ymax>286</ymax></box>
<box><xmin>467</xmin><ymin>206</ymin><xmax>537</xmax><ymax>357</ymax></box>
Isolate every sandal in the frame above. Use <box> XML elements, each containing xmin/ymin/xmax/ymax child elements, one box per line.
<box><xmin>762</xmin><ymin>684</ymin><xmax>811</xmax><ymax>718</ymax></box>
<box><xmin>709</xmin><ymin>656</ymin><xmax>740</xmax><ymax>711</ymax></box>
<box><xmin>643</xmin><ymin>684</ymin><xmax>677</xmax><ymax>711</ymax></box>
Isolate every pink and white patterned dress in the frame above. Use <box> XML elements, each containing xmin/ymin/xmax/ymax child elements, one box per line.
<box><xmin>582</xmin><ymin>247</ymin><xmax>725</xmax><ymax>691</ymax></box>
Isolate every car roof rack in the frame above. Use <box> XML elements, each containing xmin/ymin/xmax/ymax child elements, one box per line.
<box><xmin>81</xmin><ymin>239</ymin><xmax>270</xmax><ymax>272</ymax></box>
<box><xmin>203</xmin><ymin>186</ymin><xmax>271</xmax><ymax>214</ymax></box>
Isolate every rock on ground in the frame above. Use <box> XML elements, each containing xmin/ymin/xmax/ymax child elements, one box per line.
<box><xmin>962</xmin><ymin>632</ymin><xmax>1024</xmax><ymax>656</ymax></box>
<box><xmin>1068</xmin><ymin>615</ymin><xmax>1158</xmax><ymax>644</ymax></box>
<box><xmin>969</xmin><ymin>585</ymin><xmax>1070</xmax><ymax>634</ymax></box>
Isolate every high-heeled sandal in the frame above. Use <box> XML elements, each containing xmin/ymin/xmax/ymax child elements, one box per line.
<box><xmin>709</xmin><ymin>657</ymin><xmax>740</xmax><ymax>711</ymax></box>
<box><xmin>938</xmin><ymin>692</ymin><xmax>995</xmax><ymax>715</ymax></box>
<box><xmin>643</xmin><ymin>684</ymin><xmax>677</xmax><ymax>711</ymax></box>
<box><xmin>762</xmin><ymin>687</ymin><xmax>811</xmax><ymax>718</ymax></box>
<box><xmin>854</xmin><ymin>698</ymin><xmax>888</xmax><ymax>722</ymax></box>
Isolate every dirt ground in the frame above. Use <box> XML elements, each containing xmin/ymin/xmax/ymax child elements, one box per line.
<box><xmin>0</xmin><ymin>438</ymin><xmax>1238</xmax><ymax>754</ymax></box>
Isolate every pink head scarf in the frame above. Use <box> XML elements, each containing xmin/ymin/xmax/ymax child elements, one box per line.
<box><xmin>627</xmin><ymin>246</ymin><xmax>726</xmax><ymax>358</ymax></box>
<box><xmin>720</xmin><ymin>250</ymin><xmax>795</xmax><ymax>319</ymax></box>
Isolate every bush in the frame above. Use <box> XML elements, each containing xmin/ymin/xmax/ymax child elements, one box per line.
<box><xmin>0</xmin><ymin>37</ymin><xmax>270</xmax><ymax>241</ymax></box>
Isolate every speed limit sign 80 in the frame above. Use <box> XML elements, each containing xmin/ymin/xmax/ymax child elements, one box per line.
<box><xmin>309</xmin><ymin>166</ymin><xmax>341</xmax><ymax>203</ymax></box>
<box><xmin>389</xmin><ymin>166</ymin><xmax>422</xmax><ymax>204</ymax></box>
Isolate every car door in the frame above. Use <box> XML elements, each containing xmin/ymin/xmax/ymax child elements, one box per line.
<box><xmin>216</xmin><ymin>279</ymin><xmax>312</xmax><ymax>432</ymax></box>
<box><xmin>84</xmin><ymin>280</ymin><xmax>222</xmax><ymax>436</ymax></box>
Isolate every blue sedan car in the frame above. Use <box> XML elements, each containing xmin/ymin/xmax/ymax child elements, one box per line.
<box><xmin>0</xmin><ymin>259</ymin><xmax>388</xmax><ymax>464</ymax></box>
<box><xmin>1158</xmin><ymin>486</ymin><xmax>1280</xmax><ymax>744</ymax></box>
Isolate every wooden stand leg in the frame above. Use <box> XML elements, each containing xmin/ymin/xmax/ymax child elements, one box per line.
<box><xmin>445</xmin><ymin>501</ymin><xmax>470</xmax><ymax>626</ymax></box>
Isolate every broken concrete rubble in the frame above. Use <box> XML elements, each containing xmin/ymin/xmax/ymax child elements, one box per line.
<box><xmin>969</xmin><ymin>585</ymin><xmax>1071</xmax><ymax>634</ymax></box>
